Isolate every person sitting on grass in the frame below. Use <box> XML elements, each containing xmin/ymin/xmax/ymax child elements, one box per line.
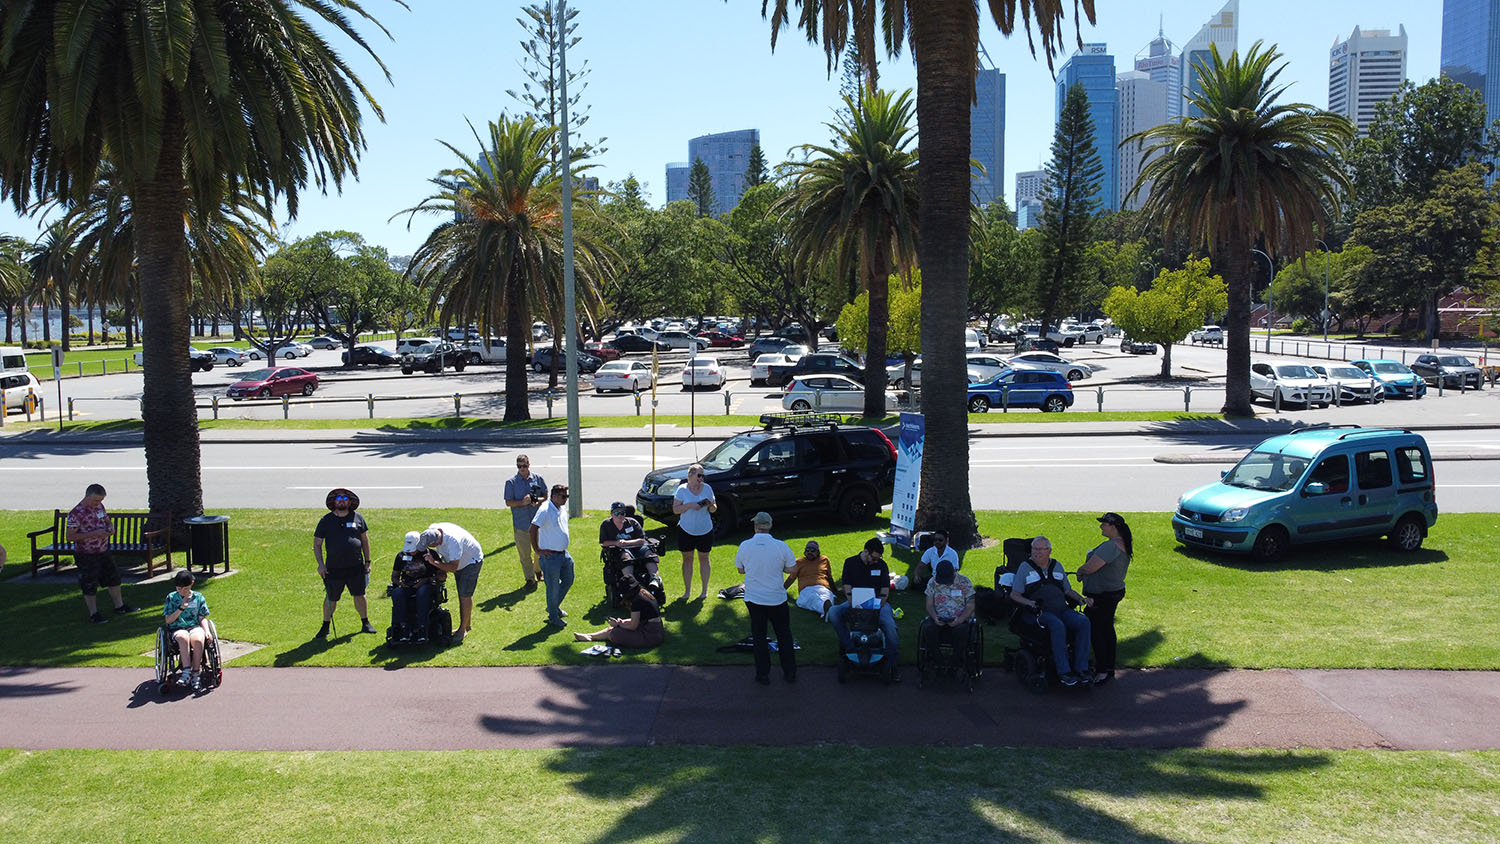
<box><xmin>573</xmin><ymin>578</ymin><xmax>665</xmax><ymax>650</ymax></box>
<box><xmin>784</xmin><ymin>539</ymin><xmax>835</xmax><ymax>621</ymax></box>
<box><xmin>164</xmin><ymin>570</ymin><xmax>212</xmax><ymax>691</ymax></box>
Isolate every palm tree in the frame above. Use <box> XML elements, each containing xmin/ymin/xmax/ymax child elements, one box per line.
<box><xmin>777</xmin><ymin>88</ymin><xmax>919</xmax><ymax>418</ymax></box>
<box><xmin>0</xmin><ymin>1</ymin><xmax>394</xmax><ymax>518</ymax></box>
<box><xmin>0</xmin><ymin>235</ymin><xmax>28</xmax><ymax>343</ymax></box>
<box><xmin>25</xmin><ymin>225</ymin><xmax>73</xmax><ymax>347</ymax></box>
<box><xmin>399</xmin><ymin>116</ymin><xmax>615</xmax><ymax>421</ymax></box>
<box><xmin>1126</xmin><ymin>43</ymin><xmax>1353</xmax><ymax>416</ymax></box>
<box><xmin>761</xmin><ymin>0</ymin><xmax>1092</xmax><ymax>545</ymax></box>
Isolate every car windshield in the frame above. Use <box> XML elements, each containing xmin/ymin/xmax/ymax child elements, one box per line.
<box><xmin>415</xmin><ymin>344</ymin><xmax>437</xmax><ymax>354</ymax></box>
<box><xmin>240</xmin><ymin>369</ymin><xmax>274</xmax><ymax>382</ymax></box>
<box><xmin>699</xmin><ymin>433</ymin><xmax>763</xmax><ymax>470</ymax></box>
<box><xmin>1372</xmin><ymin>362</ymin><xmax>1408</xmax><ymax>374</ymax></box>
<box><xmin>1438</xmin><ymin>356</ymin><xmax>1473</xmax><ymax>367</ymax></box>
<box><xmin>1326</xmin><ymin>366</ymin><xmax>1366</xmax><ymax>379</ymax></box>
<box><xmin>1221</xmin><ymin>451</ymin><xmax>1310</xmax><ymax>492</ymax></box>
<box><xmin>1274</xmin><ymin>365</ymin><xmax>1319</xmax><ymax>379</ymax></box>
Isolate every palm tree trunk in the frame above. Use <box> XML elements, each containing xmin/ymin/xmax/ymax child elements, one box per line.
<box><xmin>133</xmin><ymin>98</ymin><xmax>204</xmax><ymax>522</ymax></box>
<box><xmin>1219</xmin><ymin>238</ymin><xmax>1254</xmax><ymax>416</ymax></box>
<box><xmin>503</xmin><ymin>265</ymin><xmax>531</xmax><ymax>421</ymax></box>
<box><xmin>59</xmin><ymin>276</ymin><xmax>71</xmax><ymax>351</ymax></box>
<box><xmin>911</xmin><ymin>1</ymin><xmax>980</xmax><ymax>548</ymax></box>
<box><xmin>3</xmin><ymin>304</ymin><xmax>12</xmax><ymax>343</ymax></box>
<box><xmin>41</xmin><ymin>297</ymin><xmax>50</xmax><ymax>342</ymax></box>
<box><xmin>863</xmin><ymin>247</ymin><xmax>891</xmax><ymax>419</ymax></box>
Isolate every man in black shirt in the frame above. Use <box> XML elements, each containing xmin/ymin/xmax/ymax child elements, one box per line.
<box><xmin>827</xmin><ymin>537</ymin><xmax>899</xmax><ymax>674</ymax></box>
<box><xmin>313</xmin><ymin>488</ymin><xmax>375</xmax><ymax>638</ymax></box>
<box><xmin>599</xmin><ymin>502</ymin><xmax>657</xmax><ymax>580</ymax></box>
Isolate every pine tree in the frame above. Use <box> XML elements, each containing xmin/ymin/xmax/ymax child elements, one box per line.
<box><xmin>1037</xmin><ymin>82</ymin><xmax>1103</xmax><ymax>336</ymax></box>
<box><xmin>744</xmin><ymin>145</ymin><xmax>768</xmax><ymax>188</ymax></box>
<box><xmin>687</xmin><ymin>157</ymin><xmax>716</xmax><ymax>217</ymax></box>
<box><xmin>506</xmin><ymin>2</ymin><xmax>606</xmax><ymax>166</ymax></box>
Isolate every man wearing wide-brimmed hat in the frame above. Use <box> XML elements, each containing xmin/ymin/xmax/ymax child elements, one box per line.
<box><xmin>313</xmin><ymin>488</ymin><xmax>375</xmax><ymax>639</ymax></box>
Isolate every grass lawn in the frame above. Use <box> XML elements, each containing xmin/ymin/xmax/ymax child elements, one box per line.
<box><xmin>1</xmin><ymin>509</ymin><xmax>1494</xmax><ymax>671</ymax></box>
<box><xmin>0</xmin><ymin>747</ymin><xmax>1495</xmax><ymax>843</ymax></box>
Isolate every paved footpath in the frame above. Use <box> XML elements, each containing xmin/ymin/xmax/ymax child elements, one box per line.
<box><xmin>2</xmin><ymin>665</ymin><xmax>1496</xmax><ymax>752</ymax></box>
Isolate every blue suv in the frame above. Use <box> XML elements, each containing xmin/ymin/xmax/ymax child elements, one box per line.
<box><xmin>1351</xmin><ymin>359</ymin><xmax>1427</xmax><ymax>399</ymax></box>
<box><xmin>966</xmin><ymin>369</ymin><xmax>1074</xmax><ymax>413</ymax></box>
<box><xmin>1172</xmin><ymin>427</ymin><xmax>1437</xmax><ymax>562</ymax></box>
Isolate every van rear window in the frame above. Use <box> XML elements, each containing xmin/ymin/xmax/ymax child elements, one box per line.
<box><xmin>1395</xmin><ymin>447</ymin><xmax>1429</xmax><ymax>485</ymax></box>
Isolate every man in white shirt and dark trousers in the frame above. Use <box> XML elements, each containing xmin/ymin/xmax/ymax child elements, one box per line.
<box><xmin>530</xmin><ymin>484</ymin><xmax>575</xmax><ymax>628</ymax></box>
<box><xmin>734</xmin><ymin>511</ymin><xmax>799</xmax><ymax>685</ymax></box>
<box><xmin>918</xmin><ymin>530</ymin><xmax>960</xmax><ymax>587</ymax></box>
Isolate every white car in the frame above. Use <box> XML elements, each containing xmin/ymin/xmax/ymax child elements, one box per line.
<box><xmin>752</xmin><ymin>353</ymin><xmax>794</xmax><ymax>386</ymax></box>
<box><xmin>1092</xmin><ymin>319</ymin><xmax>1121</xmax><ymax>338</ymax></box>
<box><xmin>1</xmin><ymin>370</ymin><xmax>42</xmax><ymax>414</ymax></box>
<box><xmin>207</xmin><ymin>347</ymin><xmax>247</xmax><ymax>366</ymax></box>
<box><xmin>395</xmin><ymin>336</ymin><xmax>440</xmax><ymax>355</ymax></box>
<box><xmin>681</xmin><ymin>355</ymin><xmax>725</xmax><ymax>390</ymax></box>
<box><xmin>1190</xmin><ymin>325</ymin><xmax>1224</xmax><ymax>345</ymax></box>
<box><xmin>1250</xmin><ymin>361</ymin><xmax>1333</xmax><ymax>408</ymax></box>
<box><xmin>1008</xmin><ymin>352</ymin><xmax>1092</xmax><ymax>381</ymax></box>
<box><xmin>885</xmin><ymin>356</ymin><xmax>993</xmax><ymax>388</ymax></box>
<box><xmin>247</xmin><ymin>343</ymin><xmax>305</xmax><ymax>361</ymax></box>
<box><xmin>782</xmin><ymin>374</ymin><xmax>900</xmax><ymax>413</ymax></box>
<box><xmin>133</xmin><ymin>348</ymin><xmax>216</xmax><ymax>371</ymax></box>
<box><xmin>965</xmin><ymin>328</ymin><xmax>984</xmax><ymax>352</ymax></box>
<box><xmin>308</xmin><ymin>336</ymin><xmax>341</xmax><ymax>350</ymax></box>
<box><xmin>594</xmin><ymin>360</ymin><xmax>654</xmax><ymax>394</ymax></box>
<box><xmin>1311</xmin><ymin>364</ymin><xmax>1384</xmax><ymax>404</ymax></box>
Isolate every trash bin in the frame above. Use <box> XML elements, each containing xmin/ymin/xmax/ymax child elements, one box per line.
<box><xmin>184</xmin><ymin>515</ymin><xmax>231</xmax><ymax>573</ymax></box>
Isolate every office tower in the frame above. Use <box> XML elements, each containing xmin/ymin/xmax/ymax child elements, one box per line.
<box><xmin>1016</xmin><ymin>199</ymin><xmax>1045</xmax><ymax>230</ymax></box>
<box><xmin>1442</xmin><ymin>0</ymin><xmax>1500</xmax><ymax>130</ymax></box>
<box><xmin>971</xmin><ymin>68</ymin><xmax>1007</xmax><ymax>209</ymax></box>
<box><xmin>1056</xmin><ymin>43</ymin><xmax>1119</xmax><ymax>212</ymax></box>
<box><xmin>1329</xmin><ymin>25</ymin><xmax>1408</xmax><ymax>136</ymax></box>
<box><xmin>686</xmin><ymin>129</ymin><xmax>760</xmax><ymax>217</ymax></box>
<box><xmin>665</xmin><ymin>162</ymin><xmax>689</xmax><ymax>205</ymax></box>
<box><xmin>1116</xmin><ymin>70</ymin><xmax>1168</xmax><ymax>210</ymax></box>
<box><xmin>1014</xmin><ymin>169</ymin><xmax>1045</xmax><ymax>204</ymax></box>
<box><xmin>1135</xmin><ymin>23</ymin><xmax>1182</xmax><ymax>120</ymax></box>
<box><xmin>1181</xmin><ymin>0</ymin><xmax>1238</xmax><ymax>118</ymax></box>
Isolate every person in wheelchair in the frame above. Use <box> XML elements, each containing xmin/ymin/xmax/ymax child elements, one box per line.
<box><xmin>163</xmin><ymin>570</ymin><xmax>213</xmax><ymax>691</ymax></box>
<box><xmin>829</xmin><ymin>537</ymin><xmax>900</xmax><ymax>680</ymax></box>
<box><xmin>600</xmin><ymin>502</ymin><xmax>659</xmax><ymax>581</ymax></box>
<box><xmin>923</xmin><ymin>559</ymin><xmax>976</xmax><ymax>651</ymax></box>
<box><xmin>389</xmin><ymin>531</ymin><xmax>446</xmax><ymax>644</ymax></box>
<box><xmin>1009</xmin><ymin>536</ymin><xmax>1093</xmax><ymax>687</ymax></box>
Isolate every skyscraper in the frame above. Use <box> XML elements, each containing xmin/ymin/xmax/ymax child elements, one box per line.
<box><xmin>1181</xmin><ymin>0</ymin><xmax>1238</xmax><ymax>118</ymax></box>
<box><xmin>1056</xmin><ymin>43</ymin><xmax>1119</xmax><ymax>212</ymax></box>
<box><xmin>1329</xmin><ymin>26</ymin><xmax>1408</xmax><ymax>137</ymax></box>
<box><xmin>1014</xmin><ymin>169</ymin><xmax>1045</xmax><ymax>204</ymax></box>
<box><xmin>971</xmin><ymin>68</ymin><xmax>1007</xmax><ymax>209</ymax></box>
<box><xmin>686</xmin><ymin>129</ymin><xmax>760</xmax><ymax>217</ymax></box>
<box><xmin>1442</xmin><ymin>0</ymin><xmax>1500</xmax><ymax>130</ymax></box>
<box><xmin>1134</xmin><ymin>24</ymin><xmax>1181</xmax><ymax>120</ymax></box>
<box><xmin>665</xmin><ymin>162</ymin><xmax>689</xmax><ymax>205</ymax></box>
<box><xmin>1116</xmin><ymin>70</ymin><xmax>1168</xmax><ymax>210</ymax></box>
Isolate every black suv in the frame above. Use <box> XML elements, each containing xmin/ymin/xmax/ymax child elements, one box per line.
<box><xmin>765</xmin><ymin>352</ymin><xmax>864</xmax><ymax>388</ymax></box>
<box><xmin>401</xmin><ymin>341</ymin><xmax>469</xmax><ymax>374</ymax></box>
<box><xmin>636</xmin><ymin>413</ymin><xmax>898</xmax><ymax>538</ymax></box>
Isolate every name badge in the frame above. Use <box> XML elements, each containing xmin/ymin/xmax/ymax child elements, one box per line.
<box><xmin>870</xmin><ymin>569</ymin><xmax>880</xmax><ymax>577</ymax></box>
<box><xmin>346</xmin><ymin>522</ymin><xmax>358</xmax><ymax>529</ymax></box>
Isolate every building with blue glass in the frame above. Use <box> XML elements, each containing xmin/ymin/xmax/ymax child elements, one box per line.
<box><xmin>665</xmin><ymin>162</ymin><xmax>689</xmax><ymax>205</ymax></box>
<box><xmin>970</xmin><ymin>69</ymin><xmax>1006</xmax><ymax>209</ymax></box>
<box><xmin>1181</xmin><ymin>0</ymin><xmax>1238</xmax><ymax>119</ymax></box>
<box><xmin>1056</xmin><ymin>43</ymin><xmax>1118</xmax><ymax>212</ymax></box>
<box><xmin>682</xmin><ymin>129</ymin><xmax>760</xmax><ymax>217</ymax></box>
<box><xmin>1443</xmin><ymin>0</ymin><xmax>1500</xmax><ymax>130</ymax></box>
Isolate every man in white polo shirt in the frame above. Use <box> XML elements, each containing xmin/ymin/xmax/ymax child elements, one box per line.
<box><xmin>420</xmin><ymin>522</ymin><xmax>484</xmax><ymax>644</ymax></box>
<box><xmin>919</xmin><ymin>530</ymin><xmax>960</xmax><ymax>586</ymax></box>
<box><xmin>734</xmin><ymin>511</ymin><xmax>799</xmax><ymax>685</ymax></box>
<box><xmin>529</xmin><ymin>484</ymin><xmax>575</xmax><ymax>628</ymax></box>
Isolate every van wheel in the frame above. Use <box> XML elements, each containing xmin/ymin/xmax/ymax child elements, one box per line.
<box><xmin>1388</xmin><ymin>515</ymin><xmax>1425</xmax><ymax>552</ymax></box>
<box><xmin>837</xmin><ymin>487</ymin><xmax>878</xmax><ymax>525</ymax></box>
<box><xmin>1251</xmin><ymin>525</ymin><xmax>1289</xmax><ymax>563</ymax></box>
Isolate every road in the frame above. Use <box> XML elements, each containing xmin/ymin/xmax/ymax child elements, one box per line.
<box><xmin>5</xmin><ymin>429</ymin><xmax>1500</xmax><ymax>514</ymax></box>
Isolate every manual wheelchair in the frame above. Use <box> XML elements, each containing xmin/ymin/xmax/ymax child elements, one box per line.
<box><xmin>154</xmin><ymin>620</ymin><xmax>222</xmax><ymax>694</ymax></box>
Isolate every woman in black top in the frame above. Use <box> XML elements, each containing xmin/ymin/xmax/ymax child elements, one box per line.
<box><xmin>574</xmin><ymin>578</ymin><xmax>665</xmax><ymax>649</ymax></box>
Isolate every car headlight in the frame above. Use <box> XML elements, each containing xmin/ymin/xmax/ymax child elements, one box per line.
<box><xmin>1176</xmin><ymin>494</ymin><xmax>1187</xmax><ymax>509</ymax></box>
<box><xmin>657</xmin><ymin>478</ymin><xmax>681</xmax><ymax>496</ymax></box>
<box><xmin>1221</xmin><ymin>507</ymin><xmax>1249</xmax><ymax>523</ymax></box>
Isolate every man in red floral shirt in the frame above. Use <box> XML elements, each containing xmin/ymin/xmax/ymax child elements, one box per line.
<box><xmin>66</xmin><ymin>483</ymin><xmax>135</xmax><ymax>624</ymax></box>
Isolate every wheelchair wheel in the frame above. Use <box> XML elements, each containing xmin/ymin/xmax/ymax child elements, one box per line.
<box><xmin>915</xmin><ymin>624</ymin><xmax>931</xmax><ymax>688</ymax></box>
<box><xmin>836</xmin><ymin>647</ymin><xmax>850</xmax><ymax>684</ymax></box>
<box><xmin>1014</xmin><ymin>649</ymin><xmax>1047</xmax><ymax>694</ymax></box>
<box><xmin>154</xmin><ymin>627</ymin><xmax>171</xmax><ymax>691</ymax></box>
<box><xmin>201</xmin><ymin>621</ymin><xmax>223</xmax><ymax>689</ymax></box>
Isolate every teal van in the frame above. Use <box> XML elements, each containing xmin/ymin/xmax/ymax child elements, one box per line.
<box><xmin>1172</xmin><ymin>428</ymin><xmax>1437</xmax><ymax>562</ymax></box>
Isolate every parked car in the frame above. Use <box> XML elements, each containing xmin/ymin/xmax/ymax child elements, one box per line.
<box><xmin>1172</xmin><ymin>427</ymin><xmax>1437</xmax><ymax>562</ymax></box>
<box><xmin>964</xmin><ymin>328</ymin><xmax>984</xmax><ymax>352</ymax></box>
<box><xmin>1351</xmin><ymin>359</ymin><xmax>1427</xmax><ymax>399</ymax></box>
<box><xmin>782</xmin><ymin>374</ymin><xmax>900</xmax><ymax>413</ymax></box>
<box><xmin>1190</xmin><ymin>325</ymin><xmax>1224</xmax><ymax>345</ymax></box>
<box><xmin>636</xmin><ymin>414</ymin><xmax>898</xmax><ymax>536</ymax></box>
<box><xmin>750</xmin><ymin>353</ymin><xmax>795</xmax><ymax>387</ymax></box>
<box><xmin>226</xmin><ymin>367</ymin><xmax>318</xmax><ymax>399</ymax></box>
<box><xmin>308</xmin><ymin>336</ymin><xmax>341</xmax><ymax>350</ymax></box>
<box><xmin>247</xmin><ymin>343</ymin><xmax>305</xmax><ymax>361</ymax></box>
<box><xmin>530</xmin><ymin>346</ymin><xmax>603</xmax><ymax>374</ymax></box>
<box><xmin>594</xmin><ymin>360</ymin><xmax>654</xmax><ymax>393</ymax></box>
<box><xmin>965</xmin><ymin>369</ymin><xmax>1075</xmax><ymax>413</ymax></box>
<box><xmin>207</xmin><ymin>347</ymin><xmax>247</xmax><ymax>366</ymax></box>
<box><xmin>681</xmin><ymin>355</ymin><xmax>726</xmax><ymax>390</ymax></box>
<box><xmin>134</xmin><ymin>348</ymin><xmax>217</xmax><ymax>371</ymax></box>
<box><xmin>1015</xmin><ymin>336</ymin><xmax>1062</xmax><ymax>354</ymax></box>
<box><xmin>582</xmin><ymin>341</ymin><xmax>623</xmax><ymax>362</ymax></box>
<box><xmin>747</xmin><ymin>336</ymin><xmax>800</xmax><ymax>362</ymax></box>
<box><xmin>1410</xmin><ymin>353</ymin><xmax>1484</xmax><ymax>390</ymax></box>
<box><xmin>610</xmin><ymin>333</ymin><xmax>670</xmax><ymax>354</ymax></box>
<box><xmin>766</xmin><ymin>352</ymin><xmax>864</xmax><ymax>389</ymax></box>
<box><xmin>655</xmin><ymin>330</ymin><xmax>709</xmax><ymax>351</ymax></box>
<box><xmin>1120</xmin><ymin>337</ymin><xmax>1157</xmax><ymax>355</ymax></box>
<box><xmin>1249</xmin><ymin>361</ymin><xmax>1333</xmax><ymax>408</ymax></box>
<box><xmin>1008</xmin><ymin>352</ymin><xmax>1092</xmax><ymax>382</ymax></box>
<box><xmin>1311</xmin><ymin>364</ymin><xmax>1384</xmax><ymax>404</ymax></box>
<box><xmin>696</xmin><ymin>331</ymin><xmax>744</xmax><ymax>348</ymax></box>
<box><xmin>1093</xmin><ymin>319</ymin><xmax>1122</xmax><ymax>338</ymax></box>
<box><xmin>342</xmin><ymin>344</ymin><xmax>401</xmax><ymax>367</ymax></box>
<box><xmin>395</xmin><ymin>336</ymin><xmax>440</xmax><ymax>355</ymax></box>
<box><xmin>884</xmin><ymin>356</ymin><xmax>992</xmax><ymax>388</ymax></box>
<box><xmin>401</xmin><ymin>342</ymin><xmax>469</xmax><ymax>375</ymax></box>
<box><xmin>462</xmin><ymin>338</ymin><xmax>516</xmax><ymax>365</ymax></box>
<box><xmin>1</xmin><ymin>370</ymin><xmax>42</xmax><ymax>414</ymax></box>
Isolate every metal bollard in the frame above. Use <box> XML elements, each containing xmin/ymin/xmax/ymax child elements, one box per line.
<box><xmin>1001</xmin><ymin>385</ymin><xmax>1010</xmax><ymax>413</ymax></box>
<box><xmin>212</xmin><ymin>395</ymin><xmax>219</xmax><ymax>420</ymax></box>
<box><xmin>368</xmin><ymin>393</ymin><xmax>375</xmax><ymax>419</ymax></box>
<box><xmin>454</xmin><ymin>393</ymin><xmax>461</xmax><ymax>418</ymax></box>
<box><xmin>69</xmin><ymin>397</ymin><xmax>76</xmax><ymax>420</ymax></box>
<box><xmin>723</xmin><ymin>390</ymin><xmax>731</xmax><ymax>415</ymax></box>
<box><xmin>546</xmin><ymin>389</ymin><xmax>554</xmax><ymax>418</ymax></box>
<box><xmin>1273</xmin><ymin>389</ymin><xmax>1282</xmax><ymax>413</ymax></box>
<box><xmin>1184</xmin><ymin>386</ymin><xmax>1191</xmax><ymax>412</ymax></box>
<box><xmin>634</xmin><ymin>390</ymin><xmax>642</xmax><ymax>416</ymax></box>
<box><xmin>282</xmin><ymin>395</ymin><xmax>289</xmax><ymax>419</ymax></box>
<box><xmin>77</xmin><ymin>361</ymin><xmax>83</xmax><ymax>377</ymax></box>
<box><xmin>1096</xmin><ymin>386</ymin><xmax>1104</xmax><ymax>412</ymax></box>
<box><xmin>1333</xmin><ymin>386</ymin><xmax>1340</xmax><ymax>407</ymax></box>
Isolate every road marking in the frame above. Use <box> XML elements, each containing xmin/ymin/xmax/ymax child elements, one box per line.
<box><xmin>287</xmin><ymin>485</ymin><xmax>423</xmax><ymax>490</ymax></box>
<box><xmin>1439</xmin><ymin>484</ymin><xmax>1500</xmax><ymax>488</ymax></box>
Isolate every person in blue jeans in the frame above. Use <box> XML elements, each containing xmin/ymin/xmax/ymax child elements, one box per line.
<box><xmin>1009</xmin><ymin>536</ymin><xmax>1093</xmax><ymax>686</ymax></box>
<box><xmin>828</xmin><ymin>537</ymin><xmax>900</xmax><ymax>682</ymax></box>
<box><xmin>529</xmin><ymin>484</ymin><xmax>575</xmax><ymax>628</ymax></box>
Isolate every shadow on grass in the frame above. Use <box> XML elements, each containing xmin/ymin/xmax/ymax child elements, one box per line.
<box><xmin>1171</xmin><ymin>539</ymin><xmax>1448</xmax><ymax>573</ymax></box>
<box><xmin>271</xmin><ymin>632</ymin><xmax>351</xmax><ymax>667</ymax></box>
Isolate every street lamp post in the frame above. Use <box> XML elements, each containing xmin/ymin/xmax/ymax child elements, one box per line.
<box><xmin>557</xmin><ymin>0</ymin><xmax>582</xmax><ymax>516</ymax></box>
<box><xmin>1315</xmin><ymin>239</ymin><xmax>1331</xmax><ymax>343</ymax></box>
<box><xmin>1251</xmin><ymin>248</ymin><xmax>1274</xmax><ymax>349</ymax></box>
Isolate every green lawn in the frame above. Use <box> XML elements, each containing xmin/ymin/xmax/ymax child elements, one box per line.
<box><xmin>0</xmin><ymin>747</ymin><xmax>1494</xmax><ymax>843</ymax></box>
<box><xmin>13</xmin><ymin>333</ymin><xmax>404</xmax><ymax>380</ymax></box>
<box><xmin>2</xmin><ymin>509</ymin><xmax>1493</xmax><ymax>670</ymax></box>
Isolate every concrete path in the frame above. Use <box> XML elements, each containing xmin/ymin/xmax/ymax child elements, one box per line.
<box><xmin>2</xmin><ymin>665</ymin><xmax>1495</xmax><ymax>752</ymax></box>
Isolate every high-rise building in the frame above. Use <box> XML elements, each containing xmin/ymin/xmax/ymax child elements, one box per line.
<box><xmin>1442</xmin><ymin>0</ymin><xmax>1500</xmax><ymax>130</ymax></box>
<box><xmin>1056</xmin><ymin>43</ymin><xmax>1119</xmax><ymax>212</ymax></box>
<box><xmin>1181</xmin><ymin>0</ymin><xmax>1238</xmax><ymax>118</ymax></box>
<box><xmin>1014</xmin><ymin>169</ymin><xmax>1045</xmax><ymax>204</ymax></box>
<box><xmin>686</xmin><ymin>129</ymin><xmax>760</xmax><ymax>217</ymax></box>
<box><xmin>1135</xmin><ymin>24</ymin><xmax>1181</xmax><ymax>120</ymax></box>
<box><xmin>1016</xmin><ymin>198</ymin><xmax>1045</xmax><ymax>231</ymax></box>
<box><xmin>1329</xmin><ymin>25</ymin><xmax>1408</xmax><ymax>136</ymax></box>
<box><xmin>1116</xmin><ymin>70</ymin><xmax>1168</xmax><ymax>210</ymax></box>
<box><xmin>665</xmin><ymin>162</ymin><xmax>689</xmax><ymax>205</ymax></box>
<box><xmin>971</xmin><ymin>68</ymin><xmax>1007</xmax><ymax>209</ymax></box>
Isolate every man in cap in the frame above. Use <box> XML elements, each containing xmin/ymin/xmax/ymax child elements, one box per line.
<box><xmin>313</xmin><ymin>488</ymin><xmax>374</xmax><ymax>638</ymax></box>
<box><xmin>783</xmin><ymin>539</ymin><xmax>835</xmax><ymax>621</ymax></box>
<box><xmin>734</xmin><ymin>512</ymin><xmax>799</xmax><ymax>685</ymax></box>
<box><xmin>390</xmin><ymin>531</ymin><xmax>444</xmax><ymax>644</ymax></box>
<box><xmin>600</xmin><ymin>501</ymin><xmax>657</xmax><ymax>581</ymax></box>
<box><xmin>923</xmin><ymin>558</ymin><xmax>976</xmax><ymax>650</ymax></box>
<box><xmin>419</xmin><ymin>522</ymin><xmax>485</xmax><ymax>644</ymax></box>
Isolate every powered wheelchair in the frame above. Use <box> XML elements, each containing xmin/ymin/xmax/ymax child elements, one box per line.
<box><xmin>994</xmin><ymin>537</ymin><xmax>1092</xmax><ymax>694</ymax></box>
<box><xmin>385</xmin><ymin>581</ymin><xmax>453</xmax><ymax>647</ymax></box>
<box><xmin>154</xmin><ymin>620</ymin><xmax>222</xmax><ymax>694</ymax></box>
<box><xmin>835</xmin><ymin>605</ymin><xmax>897</xmax><ymax>685</ymax></box>
<box><xmin>600</xmin><ymin>508</ymin><xmax>667</xmax><ymax>610</ymax></box>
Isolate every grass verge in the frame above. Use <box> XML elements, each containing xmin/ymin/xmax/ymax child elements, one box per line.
<box><xmin>1</xmin><ymin>509</ymin><xmax>1494</xmax><ymax>670</ymax></box>
<box><xmin>0</xmin><ymin>747</ymin><xmax>1495</xmax><ymax>843</ymax></box>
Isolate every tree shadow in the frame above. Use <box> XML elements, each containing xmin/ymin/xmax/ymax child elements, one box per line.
<box><xmin>0</xmin><ymin>666</ymin><xmax>79</xmax><ymax>697</ymax></box>
<box><xmin>1140</xmin><ymin>416</ymin><xmax>1321</xmax><ymax>446</ymax></box>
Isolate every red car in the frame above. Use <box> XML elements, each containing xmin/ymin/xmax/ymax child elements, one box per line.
<box><xmin>696</xmin><ymin>331</ymin><xmax>744</xmax><ymax>348</ymax></box>
<box><xmin>226</xmin><ymin>367</ymin><xmax>320</xmax><ymax>400</ymax></box>
<box><xmin>583</xmin><ymin>341</ymin><xmax>623</xmax><ymax>362</ymax></box>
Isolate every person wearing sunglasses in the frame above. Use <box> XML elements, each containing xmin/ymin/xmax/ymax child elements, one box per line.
<box><xmin>313</xmin><ymin>488</ymin><xmax>374</xmax><ymax>639</ymax></box>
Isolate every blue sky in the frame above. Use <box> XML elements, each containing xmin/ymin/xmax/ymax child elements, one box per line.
<box><xmin>0</xmin><ymin>0</ymin><xmax>1442</xmax><ymax>257</ymax></box>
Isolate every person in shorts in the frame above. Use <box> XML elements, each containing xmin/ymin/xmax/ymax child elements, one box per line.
<box><xmin>671</xmin><ymin>463</ymin><xmax>717</xmax><ymax>601</ymax></box>
<box><xmin>420</xmin><ymin>522</ymin><xmax>485</xmax><ymax>644</ymax></box>
<box><xmin>164</xmin><ymin>569</ymin><xmax>213</xmax><ymax>690</ymax></box>
<box><xmin>313</xmin><ymin>488</ymin><xmax>374</xmax><ymax>638</ymax></box>
<box><xmin>66</xmin><ymin>483</ymin><xmax>135</xmax><ymax>624</ymax></box>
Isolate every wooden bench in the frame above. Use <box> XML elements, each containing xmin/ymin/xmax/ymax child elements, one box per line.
<box><xmin>28</xmin><ymin>510</ymin><xmax>173</xmax><ymax>577</ymax></box>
